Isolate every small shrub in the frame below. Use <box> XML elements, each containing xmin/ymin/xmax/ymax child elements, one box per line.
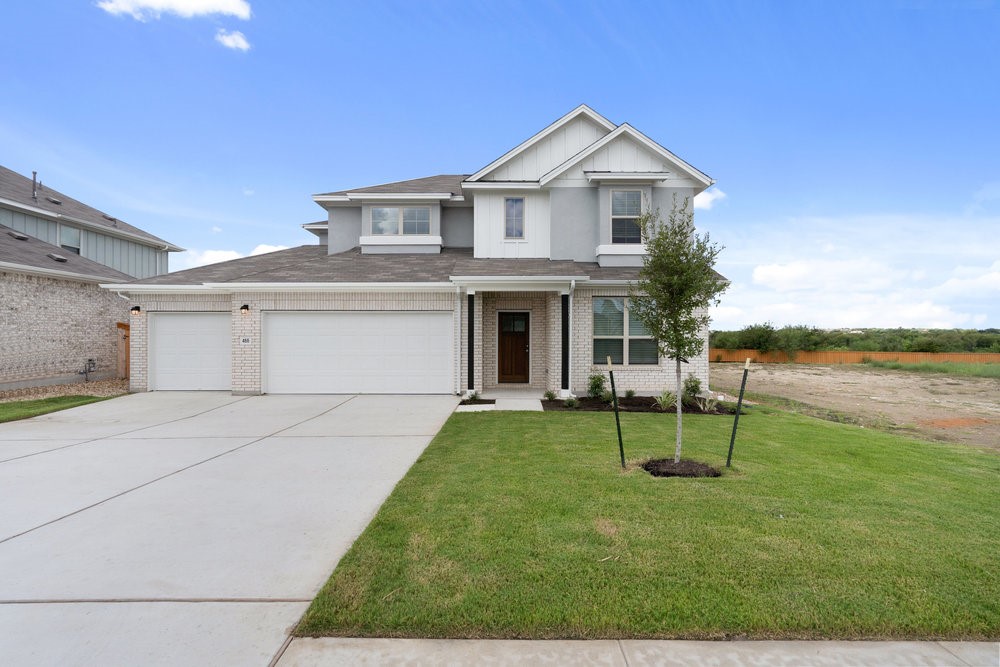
<box><xmin>468</xmin><ymin>390</ymin><xmax>480</xmax><ymax>401</ymax></box>
<box><xmin>543</xmin><ymin>389</ymin><xmax>557</xmax><ymax>401</ymax></box>
<box><xmin>601</xmin><ymin>390</ymin><xmax>614</xmax><ymax>404</ymax></box>
<box><xmin>683</xmin><ymin>374</ymin><xmax>702</xmax><ymax>401</ymax></box>
<box><xmin>653</xmin><ymin>390</ymin><xmax>676</xmax><ymax>411</ymax></box>
<box><xmin>625</xmin><ymin>389</ymin><xmax>636</xmax><ymax>399</ymax></box>
<box><xmin>563</xmin><ymin>397</ymin><xmax>579</xmax><ymax>409</ymax></box>
<box><xmin>695</xmin><ymin>396</ymin><xmax>719</xmax><ymax>413</ymax></box>
<box><xmin>587</xmin><ymin>373</ymin><xmax>607</xmax><ymax>399</ymax></box>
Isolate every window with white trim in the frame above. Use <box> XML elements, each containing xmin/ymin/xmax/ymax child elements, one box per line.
<box><xmin>60</xmin><ymin>225</ymin><xmax>81</xmax><ymax>254</ymax></box>
<box><xmin>611</xmin><ymin>190</ymin><xmax>642</xmax><ymax>244</ymax></box>
<box><xmin>504</xmin><ymin>197</ymin><xmax>524</xmax><ymax>239</ymax></box>
<box><xmin>592</xmin><ymin>297</ymin><xmax>657</xmax><ymax>365</ymax></box>
<box><xmin>371</xmin><ymin>207</ymin><xmax>431</xmax><ymax>235</ymax></box>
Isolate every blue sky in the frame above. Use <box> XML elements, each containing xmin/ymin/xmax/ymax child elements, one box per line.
<box><xmin>1</xmin><ymin>0</ymin><xmax>997</xmax><ymax>330</ymax></box>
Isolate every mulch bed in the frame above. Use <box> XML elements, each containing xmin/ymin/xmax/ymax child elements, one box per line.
<box><xmin>542</xmin><ymin>396</ymin><xmax>736</xmax><ymax>414</ymax></box>
<box><xmin>641</xmin><ymin>458</ymin><xmax>721</xmax><ymax>478</ymax></box>
<box><xmin>459</xmin><ymin>398</ymin><xmax>496</xmax><ymax>405</ymax></box>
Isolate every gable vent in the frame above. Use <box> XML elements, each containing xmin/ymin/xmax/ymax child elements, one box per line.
<box><xmin>46</xmin><ymin>196</ymin><xmax>63</xmax><ymax>205</ymax></box>
<box><xmin>46</xmin><ymin>252</ymin><xmax>68</xmax><ymax>263</ymax></box>
<box><xmin>7</xmin><ymin>230</ymin><xmax>29</xmax><ymax>241</ymax></box>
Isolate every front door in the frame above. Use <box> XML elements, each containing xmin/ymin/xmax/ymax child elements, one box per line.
<box><xmin>498</xmin><ymin>312</ymin><xmax>529</xmax><ymax>383</ymax></box>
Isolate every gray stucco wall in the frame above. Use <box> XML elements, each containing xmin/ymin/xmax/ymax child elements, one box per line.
<box><xmin>549</xmin><ymin>187</ymin><xmax>599</xmax><ymax>262</ymax></box>
<box><xmin>651</xmin><ymin>187</ymin><xmax>695</xmax><ymax>218</ymax></box>
<box><xmin>0</xmin><ymin>270</ymin><xmax>128</xmax><ymax>388</ymax></box>
<box><xmin>441</xmin><ymin>206</ymin><xmax>473</xmax><ymax>248</ymax></box>
<box><xmin>0</xmin><ymin>207</ymin><xmax>167</xmax><ymax>278</ymax></box>
<box><xmin>326</xmin><ymin>206</ymin><xmax>362</xmax><ymax>254</ymax></box>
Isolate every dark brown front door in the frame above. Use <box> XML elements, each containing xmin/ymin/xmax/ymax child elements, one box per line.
<box><xmin>498</xmin><ymin>312</ymin><xmax>529</xmax><ymax>383</ymax></box>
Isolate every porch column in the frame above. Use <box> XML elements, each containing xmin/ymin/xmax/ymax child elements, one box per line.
<box><xmin>561</xmin><ymin>293</ymin><xmax>570</xmax><ymax>392</ymax></box>
<box><xmin>467</xmin><ymin>292</ymin><xmax>475</xmax><ymax>391</ymax></box>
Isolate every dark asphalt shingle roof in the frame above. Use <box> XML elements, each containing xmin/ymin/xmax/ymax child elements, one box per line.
<box><xmin>0</xmin><ymin>165</ymin><xmax>177</xmax><ymax>249</ymax></box>
<box><xmin>0</xmin><ymin>224</ymin><xmax>133</xmax><ymax>282</ymax></box>
<box><xmin>318</xmin><ymin>174</ymin><xmax>469</xmax><ymax>197</ymax></box>
<box><xmin>126</xmin><ymin>245</ymin><xmax>646</xmax><ymax>285</ymax></box>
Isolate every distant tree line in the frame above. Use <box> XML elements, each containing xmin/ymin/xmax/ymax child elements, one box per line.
<box><xmin>710</xmin><ymin>324</ymin><xmax>1000</xmax><ymax>355</ymax></box>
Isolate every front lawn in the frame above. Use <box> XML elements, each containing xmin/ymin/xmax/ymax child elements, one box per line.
<box><xmin>0</xmin><ymin>395</ymin><xmax>113</xmax><ymax>423</ymax></box>
<box><xmin>298</xmin><ymin>408</ymin><xmax>1000</xmax><ymax>640</ymax></box>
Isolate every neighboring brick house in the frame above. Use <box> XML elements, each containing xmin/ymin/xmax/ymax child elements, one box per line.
<box><xmin>0</xmin><ymin>166</ymin><xmax>181</xmax><ymax>389</ymax></box>
<box><xmin>110</xmin><ymin>105</ymin><xmax>720</xmax><ymax>396</ymax></box>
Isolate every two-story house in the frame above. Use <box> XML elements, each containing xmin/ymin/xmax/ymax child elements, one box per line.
<box><xmin>0</xmin><ymin>165</ymin><xmax>181</xmax><ymax>389</ymax></box>
<box><xmin>110</xmin><ymin>105</ymin><xmax>718</xmax><ymax>396</ymax></box>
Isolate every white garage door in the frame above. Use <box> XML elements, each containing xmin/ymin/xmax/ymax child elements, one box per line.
<box><xmin>263</xmin><ymin>312</ymin><xmax>453</xmax><ymax>394</ymax></box>
<box><xmin>150</xmin><ymin>313</ymin><xmax>231</xmax><ymax>390</ymax></box>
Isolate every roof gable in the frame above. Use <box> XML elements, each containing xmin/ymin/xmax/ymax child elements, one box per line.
<box><xmin>539</xmin><ymin>124</ymin><xmax>713</xmax><ymax>189</ymax></box>
<box><xmin>466</xmin><ymin>105</ymin><xmax>616</xmax><ymax>183</ymax></box>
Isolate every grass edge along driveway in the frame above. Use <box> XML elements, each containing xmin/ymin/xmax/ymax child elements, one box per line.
<box><xmin>0</xmin><ymin>395</ymin><xmax>114</xmax><ymax>423</ymax></box>
<box><xmin>298</xmin><ymin>408</ymin><xmax>999</xmax><ymax>640</ymax></box>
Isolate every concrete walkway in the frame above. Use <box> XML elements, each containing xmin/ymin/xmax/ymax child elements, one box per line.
<box><xmin>0</xmin><ymin>393</ymin><xmax>458</xmax><ymax>666</ymax></box>
<box><xmin>278</xmin><ymin>638</ymin><xmax>999</xmax><ymax>666</ymax></box>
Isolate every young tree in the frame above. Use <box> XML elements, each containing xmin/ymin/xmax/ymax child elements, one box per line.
<box><xmin>629</xmin><ymin>196</ymin><xmax>727</xmax><ymax>463</ymax></box>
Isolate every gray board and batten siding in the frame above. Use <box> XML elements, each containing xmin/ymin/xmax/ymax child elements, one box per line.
<box><xmin>0</xmin><ymin>208</ymin><xmax>168</xmax><ymax>278</ymax></box>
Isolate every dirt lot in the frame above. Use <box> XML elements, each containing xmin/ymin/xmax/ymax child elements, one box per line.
<box><xmin>710</xmin><ymin>363</ymin><xmax>1000</xmax><ymax>451</ymax></box>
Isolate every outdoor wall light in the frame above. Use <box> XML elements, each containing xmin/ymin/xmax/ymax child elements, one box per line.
<box><xmin>130</xmin><ymin>305</ymin><xmax>141</xmax><ymax>314</ymax></box>
<box><xmin>240</xmin><ymin>304</ymin><xmax>250</xmax><ymax>315</ymax></box>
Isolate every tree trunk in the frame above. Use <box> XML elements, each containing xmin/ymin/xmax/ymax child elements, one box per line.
<box><xmin>674</xmin><ymin>357</ymin><xmax>683</xmax><ymax>463</ymax></box>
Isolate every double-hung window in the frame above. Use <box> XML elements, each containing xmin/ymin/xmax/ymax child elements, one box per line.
<box><xmin>611</xmin><ymin>190</ymin><xmax>642</xmax><ymax>244</ymax></box>
<box><xmin>504</xmin><ymin>197</ymin><xmax>524</xmax><ymax>239</ymax></box>
<box><xmin>592</xmin><ymin>297</ymin><xmax>657</xmax><ymax>365</ymax></box>
<box><xmin>371</xmin><ymin>207</ymin><xmax>431</xmax><ymax>235</ymax></box>
<box><xmin>60</xmin><ymin>225</ymin><xmax>81</xmax><ymax>254</ymax></box>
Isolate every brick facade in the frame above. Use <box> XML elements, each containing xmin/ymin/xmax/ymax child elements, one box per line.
<box><xmin>1</xmin><ymin>271</ymin><xmax>129</xmax><ymax>388</ymax></box>
<box><xmin>571</xmin><ymin>287</ymin><xmax>710</xmax><ymax>395</ymax></box>
<box><xmin>129</xmin><ymin>287</ymin><xmax>711</xmax><ymax>396</ymax></box>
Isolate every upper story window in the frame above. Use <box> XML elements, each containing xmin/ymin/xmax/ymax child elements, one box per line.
<box><xmin>504</xmin><ymin>197</ymin><xmax>524</xmax><ymax>239</ymax></box>
<box><xmin>60</xmin><ymin>225</ymin><xmax>81</xmax><ymax>254</ymax></box>
<box><xmin>611</xmin><ymin>190</ymin><xmax>642</xmax><ymax>244</ymax></box>
<box><xmin>593</xmin><ymin>297</ymin><xmax>657</xmax><ymax>365</ymax></box>
<box><xmin>371</xmin><ymin>207</ymin><xmax>431</xmax><ymax>235</ymax></box>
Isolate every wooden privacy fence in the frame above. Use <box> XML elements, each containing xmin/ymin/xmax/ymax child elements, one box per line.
<box><xmin>709</xmin><ymin>349</ymin><xmax>1000</xmax><ymax>364</ymax></box>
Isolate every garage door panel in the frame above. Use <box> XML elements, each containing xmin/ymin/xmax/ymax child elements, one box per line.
<box><xmin>263</xmin><ymin>312</ymin><xmax>453</xmax><ymax>394</ymax></box>
<box><xmin>150</xmin><ymin>313</ymin><xmax>231</xmax><ymax>390</ymax></box>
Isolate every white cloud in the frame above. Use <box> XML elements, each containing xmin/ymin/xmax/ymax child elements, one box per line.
<box><xmin>708</xmin><ymin>211</ymin><xmax>1000</xmax><ymax>330</ymax></box>
<box><xmin>210</xmin><ymin>225</ymin><xmax>222</xmax><ymax>233</ymax></box>
<box><xmin>173</xmin><ymin>243</ymin><xmax>289</xmax><ymax>270</ymax></box>
<box><xmin>693</xmin><ymin>187</ymin><xmax>727</xmax><ymax>210</ymax></box>
<box><xmin>242</xmin><ymin>187</ymin><xmax>255</xmax><ymax>196</ymax></box>
<box><xmin>215</xmin><ymin>28</ymin><xmax>250</xmax><ymax>51</ymax></box>
<box><xmin>96</xmin><ymin>0</ymin><xmax>251</xmax><ymax>21</ymax></box>
<box><xmin>172</xmin><ymin>249</ymin><xmax>242</xmax><ymax>270</ymax></box>
<box><xmin>249</xmin><ymin>244</ymin><xmax>287</xmax><ymax>256</ymax></box>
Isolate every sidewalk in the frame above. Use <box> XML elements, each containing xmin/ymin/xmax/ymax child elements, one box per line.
<box><xmin>276</xmin><ymin>638</ymin><xmax>999</xmax><ymax>666</ymax></box>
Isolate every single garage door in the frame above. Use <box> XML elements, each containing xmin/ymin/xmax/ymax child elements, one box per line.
<box><xmin>149</xmin><ymin>313</ymin><xmax>231</xmax><ymax>390</ymax></box>
<box><xmin>263</xmin><ymin>312</ymin><xmax>453</xmax><ymax>394</ymax></box>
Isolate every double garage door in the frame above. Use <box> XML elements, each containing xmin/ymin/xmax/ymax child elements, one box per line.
<box><xmin>150</xmin><ymin>311</ymin><xmax>453</xmax><ymax>394</ymax></box>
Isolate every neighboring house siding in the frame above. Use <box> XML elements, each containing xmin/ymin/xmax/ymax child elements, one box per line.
<box><xmin>549</xmin><ymin>186</ymin><xmax>600</xmax><ymax>262</ymax></box>
<box><xmin>327</xmin><ymin>206</ymin><xmax>362</xmax><ymax>254</ymax></box>
<box><xmin>473</xmin><ymin>192</ymin><xmax>550</xmax><ymax>258</ymax></box>
<box><xmin>441</xmin><ymin>206</ymin><xmax>473</xmax><ymax>248</ymax></box>
<box><xmin>484</xmin><ymin>116</ymin><xmax>609</xmax><ymax>181</ymax></box>
<box><xmin>1</xmin><ymin>207</ymin><xmax>166</xmax><ymax>278</ymax></box>
<box><xmin>0</xmin><ymin>271</ymin><xmax>128</xmax><ymax>387</ymax></box>
<box><xmin>571</xmin><ymin>287</ymin><xmax>709</xmax><ymax>394</ymax></box>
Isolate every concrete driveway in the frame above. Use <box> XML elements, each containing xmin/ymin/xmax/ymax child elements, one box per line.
<box><xmin>0</xmin><ymin>392</ymin><xmax>457</xmax><ymax>666</ymax></box>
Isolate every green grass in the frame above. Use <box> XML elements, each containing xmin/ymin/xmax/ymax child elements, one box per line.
<box><xmin>0</xmin><ymin>395</ymin><xmax>114</xmax><ymax>423</ymax></box>
<box><xmin>298</xmin><ymin>409</ymin><xmax>1000</xmax><ymax>640</ymax></box>
<box><xmin>861</xmin><ymin>359</ymin><xmax>1000</xmax><ymax>378</ymax></box>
